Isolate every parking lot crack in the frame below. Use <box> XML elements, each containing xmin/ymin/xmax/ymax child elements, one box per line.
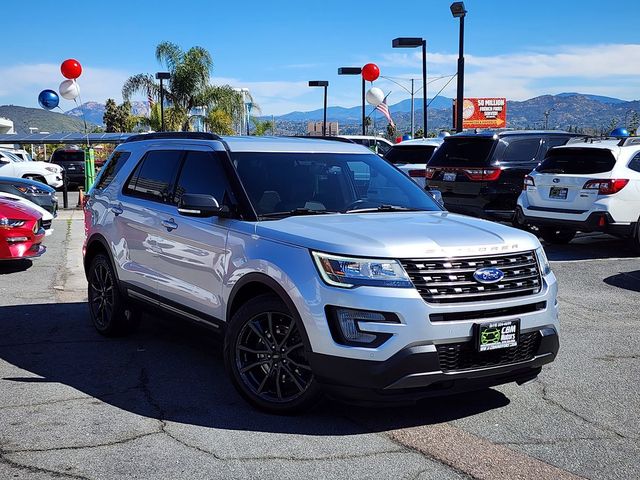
<box><xmin>0</xmin><ymin>447</ymin><xmax>92</xmax><ymax>479</ymax></box>
<box><xmin>4</xmin><ymin>431</ymin><xmax>163</xmax><ymax>454</ymax></box>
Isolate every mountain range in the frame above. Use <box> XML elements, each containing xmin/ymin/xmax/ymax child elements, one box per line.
<box><xmin>0</xmin><ymin>92</ymin><xmax>637</xmax><ymax>136</ymax></box>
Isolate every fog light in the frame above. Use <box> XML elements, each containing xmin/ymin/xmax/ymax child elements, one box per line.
<box><xmin>6</xmin><ymin>236</ymin><xmax>28</xmax><ymax>244</ymax></box>
<box><xmin>327</xmin><ymin>307</ymin><xmax>398</xmax><ymax>347</ymax></box>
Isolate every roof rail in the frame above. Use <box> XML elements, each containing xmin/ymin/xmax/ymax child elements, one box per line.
<box><xmin>123</xmin><ymin>132</ymin><xmax>222</xmax><ymax>143</ymax></box>
<box><xmin>617</xmin><ymin>137</ymin><xmax>640</xmax><ymax>147</ymax></box>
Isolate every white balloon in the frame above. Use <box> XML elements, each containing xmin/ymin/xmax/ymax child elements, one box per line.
<box><xmin>365</xmin><ymin>87</ymin><xmax>385</xmax><ymax>107</ymax></box>
<box><xmin>59</xmin><ymin>79</ymin><xmax>80</xmax><ymax>100</ymax></box>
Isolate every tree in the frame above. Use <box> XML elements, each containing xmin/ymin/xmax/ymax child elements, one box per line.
<box><xmin>103</xmin><ymin>99</ymin><xmax>119</xmax><ymax>132</ymax></box>
<box><xmin>629</xmin><ymin>111</ymin><xmax>639</xmax><ymax>135</ymax></box>
<box><xmin>414</xmin><ymin>128</ymin><xmax>424</xmax><ymax>139</ymax></box>
<box><xmin>207</xmin><ymin>109</ymin><xmax>235</xmax><ymax>135</ymax></box>
<box><xmin>251</xmin><ymin>118</ymin><xmax>274</xmax><ymax>136</ymax></box>
<box><xmin>122</xmin><ymin>41</ymin><xmax>250</xmax><ymax>132</ymax></box>
<box><xmin>386</xmin><ymin>123</ymin><xmax>397</xmax><ymax>140</ymax></box>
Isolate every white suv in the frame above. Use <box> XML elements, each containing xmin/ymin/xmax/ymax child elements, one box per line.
<box><xmin>0</xmin><ymin>150</ymin><xmax>64</xmax><ymax>188</ymax></box>
<box><xmin>517</xmin><ymin>137</ymin><xmax>640</xmax><ymax>250</ymax></box>
<box><xmin>84</xmin><ymin>132</ymin><xmax>559</xmax><ymax>413</ymax></box>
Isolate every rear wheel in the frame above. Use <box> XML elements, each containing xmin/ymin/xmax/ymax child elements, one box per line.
<box><xmin>632</xmin><ymin>217</ymin><xmax>640</xmax><ymax>254</ymax></box>
<box><xmin>539</xmin><ymin>226</ymin><xmax>576</xmax><ymax>245</ymax></box>
<box><xmin>224</xmin><ymin>294</ymin><xmax>322</xmax><ymax>414</ymax></box>
<box><xmin>87</xmin><ymin>253</ymin><xmax>140</xmax><ymax>336</ymax></box>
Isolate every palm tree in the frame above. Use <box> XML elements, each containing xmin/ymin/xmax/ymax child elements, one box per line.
<box><xmin>122</xmin><ymin>41</ymin><xmax>252</xmax><ymax>132</ymax></box>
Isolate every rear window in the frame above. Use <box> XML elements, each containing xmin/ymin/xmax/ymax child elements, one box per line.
<box><xmin>536</xmin><ymin>148</ymin><xmax>616</xmax><ymax>174</ymax></box>
<box><xmin>384</xmin><ymin>145</ymin><xmax>437</xmax><ymax>165</ymax></box>
<box><xmin>428</xmin><ymin>137</ymin><xmax>495</xmax><ymax>167</ymax></box>
<box><xmin>52</xmin><ymin>151</ymin><xmax>85</xmax><ymax>163</ymax></box>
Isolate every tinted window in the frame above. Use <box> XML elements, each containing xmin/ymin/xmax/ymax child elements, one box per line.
<box><xmin>232</xmin><ymin>152</ymin><xmax>441</xmax><ymax>216</ymax></box>
<box><xmin>428</xmin><ymin>138</ymin><xmax>495</xmax><ymax>167</ymax></box>
<box><xmin>174</xmin><ymin>151</ymin><xmax>230</xmax><ymax>204</ymax></box>
<box><xmin>546</xmin><ymin>137</ymin><xmax>571</xmax><ymax>149</ymax></box>
<box><xmin>537</xmin><ymin>148</ymin><xmax>616</xmax><ymax>174</ymax></box>
<box><xmin>502</xmin><ymin>138</ymin><xmax>541</xmax><ymax>162</ymax></box>
<box><xmin>384</xmin><ymin>145</ymin><xmax>437</xmax><ymax>165</ymax></box>
<box><xmin>51</xmin><ymin>151</ymin><xmax>85</xmax><ymax>163</ymax></box>
<box><xmin>124</xmin><ymin>150</ymin><xmax>182</xmax><ymax>202</ymax></box>
<box><xmin>94</xmin><ymin>151</ymin><xmax>130</xmax><ymax>190</ymax></box>
<box><xmin>628</xmin><ymin>152</ymin><xmax>640</xmax><ymax>172</ymax></box>
<box><xmin>375</xmin><ymin>140</ymin><xmax>391</xmax><ymax>155</ymax></box>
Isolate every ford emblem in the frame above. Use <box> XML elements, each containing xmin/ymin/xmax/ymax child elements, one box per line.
<box><xmin>473</xmin><ymin>267</ymin><xmax>505</xmax><ymax>284</ymax></box>
<box><xmin>553</xmin><ymin>178</ymin><xmax>560</xmax><ymax>183</ymax></box>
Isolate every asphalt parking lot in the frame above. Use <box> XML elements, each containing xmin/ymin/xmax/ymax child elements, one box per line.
<box><xmin>0</xmin><ymin>206</ymin><xmax>638</xmax><ymax>480</ymax></box>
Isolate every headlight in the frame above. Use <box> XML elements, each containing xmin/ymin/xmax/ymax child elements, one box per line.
<box><xmin>312</xmin><ymin>251</ymin><xmax>413</xmax><ymax>288</ymax></box>
<box><xmin>0</xmin><ymin>217</ymin><xmax>26</xmax><ymax>229</ymax></box>
<box><xmin>535</xmin><ymin>246</ymin><xmax>551</xmax><ymax>276</ymax></box>
<box><xmin>45</xmin><ymin>166</ymin><xmax>58</xmax><ymax>173</ymax></box>
<box><xmin>15</xmin><ymin>185</ymin><xmax>48</xmax><ymax>194</ymax></box>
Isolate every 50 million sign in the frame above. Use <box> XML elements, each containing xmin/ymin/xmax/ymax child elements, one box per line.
<box><xmin>453</xmin><ymin>97</ymin><xmax>507</xmax><ymax>130</ymax></box>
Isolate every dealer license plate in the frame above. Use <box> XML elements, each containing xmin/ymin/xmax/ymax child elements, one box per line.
<box><xmin>476</xmin><ymin>319</ymin><xmax>520</xmax><ymax>352</ymax></box>
<box><xmin>549</xmin><ymin>187</ymin><xmax>568</xmax><ymax>199</ymax></box>
<box><xmin>443</xmin><ymin>172</ymin><xmax>457</xmax><ymax>182</ymax></box>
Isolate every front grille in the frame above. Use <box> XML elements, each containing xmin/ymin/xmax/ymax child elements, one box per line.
<box><xmin>436</xmin><ymin>331</ymin><xmax>541</xmax><ymax>372</ymax></box>
<box><xmin>401</xmin><ymin>251</ymin><xmax>541</xmax><ymax>304</ymax></box>
<box><xmin>429</xmin><ymin>302</ymin><xmax>546</xmax><ymax>322</ymax></box>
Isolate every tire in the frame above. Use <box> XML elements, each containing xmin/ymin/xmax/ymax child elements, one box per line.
<box><xmin>632</xmin><ymin>218</ymin><xmax>640</xmax><ymax>254</ymax></box>
<box><xmin>87</xmin><ymin>253</ymin><xmax>141</xmax><ymax>337</ymax></box>
<box><xmin>539</xmin><ymin>226</ymin><xmax>576</xmax><ymax>245</ymax></box>
<box><xmin>224</xmin><ymin>294</ymin><xmax>322</xmax><ymax>414</ymax></box>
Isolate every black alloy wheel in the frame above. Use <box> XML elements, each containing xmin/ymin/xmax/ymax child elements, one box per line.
<box><xmin>224</xmin><ymin>294</ymin><xmax>321</xmax><ymax>413</ymax></box>
<box><xmin>88</xmin><ymin>253</ymin><xmax>140</xmax><ymax>336</ymax></box>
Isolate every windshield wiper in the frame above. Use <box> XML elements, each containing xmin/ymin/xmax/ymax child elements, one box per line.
<box><xmin>260</xmin><ymin>208</ymin><xmax>336</xmax><ymax>219</ymax></box>
<box><xmin>345</xmin><ymin>204</ymin><xmax>430</xmax><ymax>214</ymax></box>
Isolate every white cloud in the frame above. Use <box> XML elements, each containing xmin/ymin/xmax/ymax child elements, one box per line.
<box><xmin>0</xmin><ymin>63</ymin><xmax>131</xmax><ymax>108</ymax></box>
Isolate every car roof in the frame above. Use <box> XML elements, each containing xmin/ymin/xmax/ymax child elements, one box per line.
<box><xmin>550</xmin><ymin>139</ymin><xmax>622</xmax><ymax>154</ymax></box>
<box><xmin>394</xmin><ymin>138</ymin><xmax>443</xmax><ymax>147</ymax></box>
<box><xmin>221</xmin><ymin>136</ymin><xmax>373</xmax><ymax>154</ymax></box>
<box><xmin>451</xmin><ymin>130</ymin><xmax>574</xmax><ymax>139</ymax></box>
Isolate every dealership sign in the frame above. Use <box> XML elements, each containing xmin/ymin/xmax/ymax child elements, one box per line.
<box><xmin>454</xmin><ymin>98</ymin><xmax>507</xmax><ymax>129</ymax></box>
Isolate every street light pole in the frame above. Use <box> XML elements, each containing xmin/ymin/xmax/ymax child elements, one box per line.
<box><xmin>392</xmin><ymin>37</ymin><xmax>427</xmax><ymax>136</ymax></box>
<box><xmin>155</xmin><ymin>72</ymin><xmax>170</xmax><ymax>132</ymax></box>
<box><xmin>309</xmin><ymin>81</ymin><xmax>329</xmax><ymax>136</ymax></box>
<box><xmin>338</xmin><ymin>67</ymin><xmax>364</xmax><ymax>135</ymax></box>
<box><xmin>543</xmin><ymin>107</ymin><xmax>555</xmax><ymax>130</ymax></box>
<box><xmin>450</xmin><ymin>2</ymin><xmax>467</xmax><ymax>133</ymax></box>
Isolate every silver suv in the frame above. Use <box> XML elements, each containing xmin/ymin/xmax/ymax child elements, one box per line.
<box><xmin>83</xmin><ymin>132</ymin><xmax>559</xmax><ymax>413</ymax></box>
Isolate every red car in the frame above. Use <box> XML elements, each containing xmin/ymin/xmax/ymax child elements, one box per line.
<box><xmin>0</xmin><ymin>198</ymin><xmax>46</xmax><ymax>260</ymax></box>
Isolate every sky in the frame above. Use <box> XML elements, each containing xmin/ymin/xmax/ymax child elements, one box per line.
<box><xmin>1</xmin><ymin>0</ymin><xmax>639</xmax><ymax>115</ymax></box>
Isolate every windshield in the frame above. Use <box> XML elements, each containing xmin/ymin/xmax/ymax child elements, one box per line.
<box><xmin>232</xmin><ymin>152</ymin><xmax>442</xmax><ymax>217</ymax></box>
<box><xmin>536</xmin><ymin>148</ymin><xmax>616</xmax><ymax>174</ymax></box>
<box><xmin>0</xmin><ymin>151</ymin><xmax>22</xmax><ymax>163</ymax></box>
<box><xmin>428</xmin><ymin>137</ymin><xmax>496</xmax><ymax>167</ymax></box>
<box><xmin>384</xmin><ymin>145</ymin><xmax>438</xmax><ymax>165</ymax></box>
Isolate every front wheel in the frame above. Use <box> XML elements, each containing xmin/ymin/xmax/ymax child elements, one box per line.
<box><xmin>224</xmin><ymin>294</ymin><xmax>322</xmax><ymax>414</ymax></box>
<box><xmin>539</xmin><ymin>226</ymin><xmax>576</xmax><ymax>245</ymax></box>
<box><xmin>87</xmin><ymin>253</ymin><xmax>140</xmax><ymax>336</ymax></box>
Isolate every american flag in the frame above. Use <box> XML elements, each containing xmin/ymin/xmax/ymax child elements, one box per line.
<box><xmin>375</xmin><ymin>94</ymin><xmax>395</xmax><ymax>128</ymax></box>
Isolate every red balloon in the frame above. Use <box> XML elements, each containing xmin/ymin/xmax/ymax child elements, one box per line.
<box><xmin>362</xmin><ymin>63</ymin><xmax>380</xmax><ymax>82</ymax></box>
<box><xmin>61</xmin><ymin>59</ymin><xmax>82</xmax><ymax>79</ymax></box>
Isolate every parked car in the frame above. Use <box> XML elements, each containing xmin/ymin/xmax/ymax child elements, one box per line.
<box><xmin>0</xmin><ymin>149</ymin><xmax>64</xmax><ymax>188</ymax></box>
<box><xmin>0</xmin><ymin>197</ymin><xmax>46</xmax><ymax>260</ymax></box>
<box><xmin>0</xmin><ymin>192</ymin><xmax>54</xmax><ymax>235</ymax></box>
<box><xmin>0</xmin><ymin>176</ymin><xmax>59</xmax><ymax>216</ymax></box>
<box><xmin>426</xmin><ymin>131</ymin><xmax>583</xmax><ymax>222</ymax></box>
<box><xmin>49</xmin><ymin>147</ymin><xmax>86</xmax><ymax>188</ymax></box>
<box><xmin>2</xmin><ymin>148</ymin><xmax>34</xmax><ymax>162</ymax></box>
<box><xmin>84</xmin><ymin>132</ymin><xmax>559</xmax><ymax>413</ymax></box>
<box><xmin>517</xmin><ymin>137</ymin><xmax>640</xmax><ymax>249</ymax></box>
<box><xmin>339</xmin><ymin>135</ymin><xmax>394</xmax><ymax>156</ymax></box>
<box><xmin>383</xmin><ymin>138</ymin><xmax>444</xmax><ymax>188</ymax></box>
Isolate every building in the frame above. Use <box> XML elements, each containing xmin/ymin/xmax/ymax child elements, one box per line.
<box><xmin>0</xmin><ymin>117</ymin><xmax>15</xmax><ymax>135</ymax></box>
<box><xmin>307</xmin><ymin>121</ymin><xmax>339</xmax><ymax>136</ymax></box>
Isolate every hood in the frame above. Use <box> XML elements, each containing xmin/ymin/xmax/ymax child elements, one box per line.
<box><xmin>256</xmin><ymin>211</ymin><xmax>540</xmax><ymax>258</ymax></box>
<box><xmin>0</xmin><ymin>198</ymin><xmax>41</xmax><ymax>219</ymax></box>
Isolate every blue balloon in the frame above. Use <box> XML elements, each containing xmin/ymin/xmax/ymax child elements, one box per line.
<box><xmin>610</xmin><ymin>127</ymin><xmax>630</xmax><ymax>138</ymax></box>
<box><xmin>38</xmin><ymin>89</ymin><xmax>59</xmax><ymax>110</ymax></box>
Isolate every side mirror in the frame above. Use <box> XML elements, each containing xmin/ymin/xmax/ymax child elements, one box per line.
<box><xmin>178</xmin><ymin>193</ymin><xmax>230</xmax><ymax>218</ymax></box>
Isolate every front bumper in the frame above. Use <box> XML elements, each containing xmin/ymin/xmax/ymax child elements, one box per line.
<box><xmin>308</xmin><ymin>326</ymin><xmax>558</xmax><ymax>403</ymax></box>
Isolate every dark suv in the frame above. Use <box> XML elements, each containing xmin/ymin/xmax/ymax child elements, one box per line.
<box><xmin>49</xmin><ymin>148</ymin><xmax>85</xmax><ymax>188</ymax></box>
<box><xmin>426</xmin><ymin>131</ymin><xmax>582</xmax><ymax>221</ymax></box>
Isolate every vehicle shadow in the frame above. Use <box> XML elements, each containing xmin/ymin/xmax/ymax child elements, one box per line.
<box><xmin>603</xmin><ymin>270</ymin><xmax>640</xmax><ymax>293</ymax></box>
<box><xmin>0</xmin><ymin>259</ymin><xmax>33</xmax><ymax>274</ymax></box>
<box><xmin>0</xmin><ymin>302</ymin><xmax>510</xmax><ymax>435</ymax></box>
<box><xmin>544</xmin><ymin>233</ymin><xmax>639</xmax><ymax>261</ymax></box>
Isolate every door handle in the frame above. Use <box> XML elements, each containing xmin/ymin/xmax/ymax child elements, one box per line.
<box><xmin>110</xmin><ymin>205</ymin><xmax>123</xmax><ymax>216</ymax></box>
<box><xmin>162</xmin><ymin>218</ymin><xmax>178</xmax><ymax>231</ymax></box>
